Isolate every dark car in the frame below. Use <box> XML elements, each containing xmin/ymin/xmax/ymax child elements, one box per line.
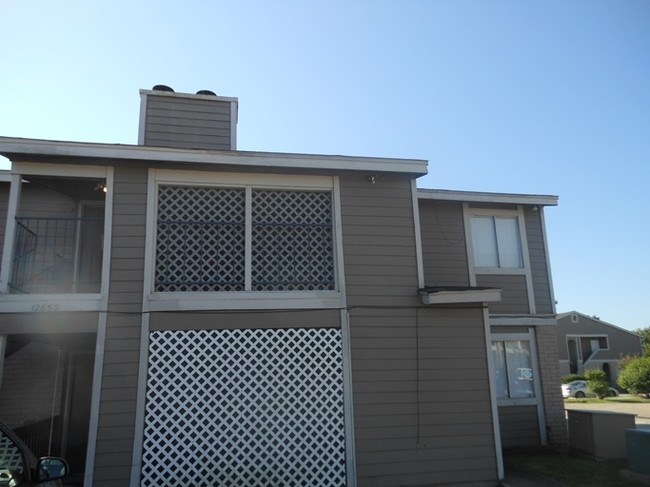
<box><xmin>0</xmin><ymin>419</ymin><xmax>68</xmax><ymax>486</ymax></box>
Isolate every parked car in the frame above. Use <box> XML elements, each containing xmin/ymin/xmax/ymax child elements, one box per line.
<box><xmin>561</xmin><ymin>380</ymin><xmax>619</xmax><ymax>398</ymax></box>
<box><xmin>0</xmin><ymin>419</ymin><xmax>68</xmax><ymax>486</ymax></box>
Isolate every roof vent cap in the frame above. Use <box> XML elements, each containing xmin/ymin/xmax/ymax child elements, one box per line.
<box><xmin>196</xmin><ymin>89</ymin><xmax>216</xmax><ymax>96</ymax></box>
<box><xmin>152</xmin><ymin>84</ymin><xmax>174</xmax><ymax>92</ymax></box>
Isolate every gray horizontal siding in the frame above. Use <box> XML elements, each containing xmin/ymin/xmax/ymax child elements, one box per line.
<box><xmin>524</xmin><ymin>207</ymin><xmax>553</xmax><ymax>314</ymax></box>
<box><xmin>477</xmin><ymin>274</ymin><xmax>529</xmax><ymax>314</ymax></box>
<box><xmin>142</xmin><ymin>95</ymin><xmax>232</xmax><ymax>150</ymax></box>
<box><xmin>498</xmin><ymin>405</ymin><xmax>541</xmax><ymax>448</ymax></box>
<box><xmin>350</xmin><ymin>306</ymin><xmax>498</xmax><ymax>486</ymax></box>
<box><xmin>150</xmin><ymin>309</ymin><xmax>340</xmax><ymax>330</ymax></box>
<box><xmin>0</xmin><ymin>312</ymin><xmax>99</xmax><ymax>334</ymax></box>
<box><xmin>418</xmin><ymin>200</ymin><xmax>470</xmax><ymax>287</ymax></box>
<box><xmin>340</xmin><ymin>175</ymin><xmax>419</xmax><ymax>308</ymax></box>
<box><xmin>343</xmin><ymin>178</ymin><xmax>497</xmax><ymax>484</ymax></box>
<box><xmin>17</xmin><ymin>183</ymin><xmax>78</xmax><ymax>217</ymax></box>
<box><xmin>93</xmin><ymin>166</ymin><xmax>147</xmax><ymax>487</ymax></box>
<box><xmin>556</xmin><ymin>315</ymin><xmax>643</xmax><ymax>360</ymax></box>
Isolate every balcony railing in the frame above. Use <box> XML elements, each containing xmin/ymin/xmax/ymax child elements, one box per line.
<box><xmin>10</xmin><ymin>216</ymin><xmax>104</xmax><ymax>294</ymax></box>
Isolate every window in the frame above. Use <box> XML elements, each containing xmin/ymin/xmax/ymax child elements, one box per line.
<box><xmin>580</xmin><ymin>336</ymin><xmax>608</xmax><ymax>355</ymax></box>
<box><xmin>155</xmin><ymin>185</ymin><xmax>335</xmax><ymax>292</ymax></box>
<box><xmin>470</xmin><ymin>215</ymin><xmax>522</xmax><ymax>268</ymax></box>
<box><xmin>491</xmin><ymin>339</ymin><xmax>535</xmax><ymax>399</ymax></box>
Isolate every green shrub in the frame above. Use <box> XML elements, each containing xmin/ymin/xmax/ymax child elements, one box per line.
<box><xmin>618</xmin><ymin>356</ymin><xmax>650</xmax><ymax>398</ymax></box>
<box><xmin>561</xmin><ymin>374</ymin><xmax>583</xmax><ymax>384</ymax></box>
<box><xmin>618</xmin><ymin>353</ymin><xmax>640</xmax><ymax>371</ymax></box>
<box><xmin>583</xmin><ymin>368</ymin><xmax>610</xmax><ymax>399</ymax></box>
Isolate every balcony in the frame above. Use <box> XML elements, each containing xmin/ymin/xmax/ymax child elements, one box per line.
<box><xmin>9</xmin><ymin>214</ymin><xmax>104</xmax><ymax>294</ymax></box>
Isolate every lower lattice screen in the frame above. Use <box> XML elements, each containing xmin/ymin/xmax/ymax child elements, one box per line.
<box><xmin>141</xmin><ymin>328</ymin><xmax>347</xmax><ymax>486</ymax></box>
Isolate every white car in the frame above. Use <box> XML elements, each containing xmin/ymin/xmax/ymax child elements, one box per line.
<box><xmin>561</xmin><ymin>380</ymin><xmax>619</xmax><ymax>398</ymax></box>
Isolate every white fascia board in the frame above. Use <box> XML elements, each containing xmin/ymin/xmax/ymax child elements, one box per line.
<box><xmin>139</xmin><ymin>89</ymin><xmax>239</xmax><ymax>104</ymax></box>
<box><xmin>0</xmin><ymin>294</ymin><xmax>104</xmax><ymax>313</ymax></box>
<box><xmin>419</xmin><ymin>288</ymin><xmax>502</xmax><ymax>305</ymax></box>
<box><xmin>146</xmin><ymin>291</ymin><xmax>345</xmax><ymax>312</ymax></box>
<box><xmin>0</xmin><ymin>137</ymin><xmax>428</xmax><ymax>176</ymax></box>
<box><xmin>418</xmin><ymin>188</ymin><xmax>558</xmax><ymax>207</ymax></box>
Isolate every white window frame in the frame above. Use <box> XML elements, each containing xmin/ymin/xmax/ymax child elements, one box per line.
<box><xmin>491</xmin><ymin>331</ymin><xmax>542</xmax><ymax>407</ymax></box>
<box><xmin>491</xmin><ymin>329</ymin><xmax>547</xmax><ymax>445</ymax></box>
<box><xmin>464</xmin><ymin>205</ymin><xmax>536</xmax><ymax>313</ymax></box>
<box><xmin>566</xmin><ymin>334</ymin><xmax>610</xmax><ymax>360</ymax></box>
<box><xmin>144</xmin><ymin>169</ymin><xmax>346</xmax><ymax>311</ymax></box>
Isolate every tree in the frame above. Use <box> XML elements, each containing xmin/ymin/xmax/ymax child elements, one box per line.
<box><xmin>583</xmin><ymin>368</ymin><xmax>610</xmax><ymax>399</ymax></box>
<box><xmin>634</xmin><ymin>327</ymin><xmax>650</xmax><ymax>356</ymax></box>
<box><xmin>618</xmin><ymin>356</ymin><xmax>650</xmax><ymax>398</ymax></box>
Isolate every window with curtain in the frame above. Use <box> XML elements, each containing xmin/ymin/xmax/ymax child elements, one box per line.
<box><xmin>491</xmin><ymin>339</ymin><xmax>535</xmax><ymax>399</ymax></box>
<box><xmin>470</xmin><ymin>215</ymin><xmax>523</xmax><ymax>268</ymax></box>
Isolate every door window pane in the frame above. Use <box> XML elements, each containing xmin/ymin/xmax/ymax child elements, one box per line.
<box><xmin>491</xmin><ymin>341</ymin><xmax>509</xmax><ymax>399</ymax></box>
<box><xmin>492</xmin><ymin>339</ymin><xmax>535</xmax><ymax>399</ymax></box>
<box><xmin>505</xmin><ymin>340</ymin><xmax>534</xmax><ymax>398</ymax></box>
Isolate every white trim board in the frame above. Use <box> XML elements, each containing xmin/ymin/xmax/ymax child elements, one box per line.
<box><xmin>419</xmin><ymin>288</ymin><xmax>501</xmax><ymax>305</ymax></box>
<box><xmin>0</xmin><ymin>136</ymin><xmax>428</xmax><ymax>176</ymax></box>
<box><xmin>418</xmin><ymin>188</ymin><xmax>558</xmax><ymax>206</ymax></box>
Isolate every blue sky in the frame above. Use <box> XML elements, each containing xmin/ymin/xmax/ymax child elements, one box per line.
<box><xmin>1</xmin><ymin>1</ymin><xmax>648</xmax><ymax>330</ymax></box>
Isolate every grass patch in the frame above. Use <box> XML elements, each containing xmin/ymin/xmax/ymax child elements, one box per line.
<box><xmin>606</xmin><ymin>396</ymin><xmax>650</xmax><ymax>403</ymax></box>
<box><xmin>505</xmin><ymin>450</ymin><xmax>645</xmax><ymax>487</ymax></box>
<box><xmin>564</xmin><ymin>396</ymin><xmax>650</xmax><ymax>404</ymax></box>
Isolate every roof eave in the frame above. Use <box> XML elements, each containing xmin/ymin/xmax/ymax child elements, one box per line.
<box><xmin>417</xmin><ymin>188</ymin><xmax>558</xmax><ymax>207</ymax></box>
<box><xmin>0</xmin><ymin>136</ymin><xmax>428</xmax><ymax>176</ymax></box>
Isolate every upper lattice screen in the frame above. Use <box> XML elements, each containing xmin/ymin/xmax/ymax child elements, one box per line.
<box><xmin>155</xmin><ymin>186</ymin><xmax>335</xmax><ymax>292</ymax></box>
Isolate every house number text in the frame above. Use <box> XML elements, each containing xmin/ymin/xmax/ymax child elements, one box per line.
<box><xmin>31</xmin><ymin>304</ymin><xmax>60</xmax><ymax>312</ymax></box>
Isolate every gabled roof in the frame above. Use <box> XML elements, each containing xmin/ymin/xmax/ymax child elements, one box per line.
<box><xmin>0</xmin><ymin>136</ymin><xmax>429</xmax><ymax>176</ymax></box>
<box><xmin>557</xmin><ymin>311</ymin><xmax>641</xmax><ymax>337</ymax></box>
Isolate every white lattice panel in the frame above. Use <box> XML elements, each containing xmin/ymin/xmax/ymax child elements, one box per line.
<box><xmin>252</xmin><ymin>190</ymin><xmax>334</xmax><ymax>291</ymax></box>
<box><xmin>156</xmin><ymin>186</ymin><xmax>335</xmax><ymax>293</ymax></box>
<box><xmin>156</xmin><ymin>186</ymin><xmax>246</xmax><ymax>291</ymax></box>
<box><xmin>142</xmin><ymin>328</ymin><xmax>346</xmax><ymax>487</ymax></box>
<box><xmin>0</xmin><ymin>433</ymin><xmax>24</xmax><ymax>473</ymax></box>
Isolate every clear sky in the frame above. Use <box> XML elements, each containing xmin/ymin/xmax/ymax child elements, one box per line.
<box><xmin>1</xmin><ymin>1</ymin><xmax>648</xmax><ymax>330</ymax></box>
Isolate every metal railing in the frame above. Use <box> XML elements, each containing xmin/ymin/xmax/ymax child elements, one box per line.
<box><xmin>10</xmin><ymin>216</ymin><xmax>103</xmax><ymax>294</ymax></box>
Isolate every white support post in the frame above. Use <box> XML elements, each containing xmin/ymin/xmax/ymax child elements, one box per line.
<box><xmin>0</xmin><ymin>174</ymin><xmax>22</xmax><ymax>293</ymax></box>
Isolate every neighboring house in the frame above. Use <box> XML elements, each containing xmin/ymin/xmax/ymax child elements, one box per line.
<box><xmin>0</xmin><ymin>87</ymin><xmax>566</xmax><ymax>487</ymax></box>
<box><xmin>557</xmin><ymin>311</ymin><xmax>643</xmax><ymax>384</ymax></box>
